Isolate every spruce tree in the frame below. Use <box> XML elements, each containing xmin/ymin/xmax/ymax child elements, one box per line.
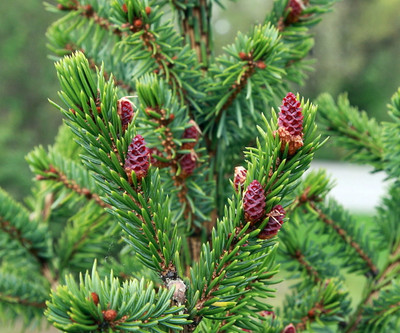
<box><xmin>1</xmin><ymin>0</ymin><xmax>399</xmax><ymax>332</ymax></box>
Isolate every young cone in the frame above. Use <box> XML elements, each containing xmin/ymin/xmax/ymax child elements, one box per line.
<box><xmin>180</xmin><ymin>151</ymin><xmax>197</xmax><ymax>176</ymax></box>
<box><xmin>286</xmin><ymin>0</ymin><xmax>304</xmax><ymax>23</ymax></box>
<box><xmin>124</xmin><ymin>134</ymin><xmax>150</xmax><ymax>182</ymax></box>
<box><xmin>278</xmin><ymin>92</ymin><xmax>304</xmax><ymax>155</ymax></box>
<box><xmin>234</xmin><ymin>166</ymin><xmax>247</xmax><ymax>192</ymax></box>
<box><xmin>181</xmin><ymin>120</ymin><xmax>201</xmax><ymax>150</ymax></box>
<box><xmin>258</xmin><ymin>205</ymin><xmax>285</xmax><ymax>239</ymax></box>
<box><xmin>117</xmin><ymin>97</ymin><xmax>134</xmax><ymax>131</ymax></box>
<box><xmin>243</xmin><ymin>180</ymin><xmax>266</xmax><ymax>225</ymax></box>
<box><xmin>282</xmin><ymin>323</ymin><xmax>296</xmax><ymax>333</ymax></box>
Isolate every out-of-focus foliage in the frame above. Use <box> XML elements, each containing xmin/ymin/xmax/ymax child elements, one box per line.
<box><xmin>1</xmin><ymin>0</ymin><xmax>399</xmax><ymax>198</ymax></box>
<box><xmin>0</xmin><ymin>0</ymin><xmax>61</xmax><ymax>199</ymax></box>
<box><xmin>306</xmin><ymin>0</ymin><xmax>400</xmax><ymax>121</ymax></box>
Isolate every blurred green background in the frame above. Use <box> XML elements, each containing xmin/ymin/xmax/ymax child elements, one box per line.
<box><xmin>1</xmin><ymin>0</ymin><xmax>400</xmax><ymax>200</ymax></box>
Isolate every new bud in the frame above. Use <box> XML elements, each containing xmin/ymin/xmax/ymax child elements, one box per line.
<box><xmin>102</xmin><ymin>309</ymin><xmax>118</xmax><ymax>322</ymax></box>
<box><xmin>234</xmin><ymin>166</ymin><xmax>247</xmax><ymax>191</ymax></box>
<box><xmin>90</xmin><ymin>292</ymin><xmax>99</xmax><ymax>306</ymax></box>
<box><xmin>166</xmin><ymin>278</ymin><xmax>186</xmax><ymax>306</ymax></box>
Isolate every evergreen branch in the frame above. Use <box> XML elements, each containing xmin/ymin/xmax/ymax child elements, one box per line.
<box><xmin>176</xmin><ymin>0</ymin><xmax>212</xmax><ymax>68</ymax></box>
<box><xmin>0</xmin><ymin>268</ymin><xmax>49</xmax><ymax>323</ymax></box>
<box><xmin>112</xmin><ymin>1</ymin><xmax>204</xmax><ymax>108</ymax></box>
<box><xmin>317</xmin><ymin>93</ymin><xmax>384</xmax><ymax>170</ymax></box>
<box><xmin>206</xmin><ymin>24</ymin><xmax>284</xmax><ymax>132</ymax></box>
<box><xmin>279</xmin><ymin>212</ymin><xmax>340</xmax><ymax>286</ymax></box>
<box><xmin>286</xmin><ymin>169</ymin><xmax>334</xmax><ymax>214</ymax></box>
<box><xmin>49</xmin><ymin>0</ymin><xmax>204</xmax><ymax>119</ymax></box>
<box><xmin>344</xmin><ymin>245</ymin><xmax>400</xmax><ymax>333</ymax></box>
<box><xmin>293</xmin><ymin>249</ymin><xmax>321</xmax><ymax>283</ymax></box>
<box><xmin>86</xmin><ymin>50</ymin><xmax>133</xmax><ymax>93</ymax></box>
<box><xmin>52</xmin><ymin>52</ymin><xmax>183</xmax><ymax>278</ymax></box>
<box><xmin>186</xmin><ymin>96</ymin><xmax>321</xmax><ymax>330</ymax></box>
<box><xmin>282</xmin><ymin>279</ymin><xmax>350</xmax><ymax>331</ymax></box>
<box><xmin>216</xmin><ymin>60</ymin><xmax>256</xmax><ymax>121</ymax></box>
<box><xmin>0</xmin><ymin>293</ymin><xmax>46</xmax><ymax>309</ymax></box>
<box><xmin>382</xmin><ymin>87</ymin><xmax>400</xmax><ymax>179</ymax></box>
<box><xmin>136</xmin><ymin>74</ymin><xmax>211</xmax><ymax>225</ymax></box>
<box><xmin>360</xmin><ymin>289</ymin><xmax>400</xmax><ymax>333</ymax></box>
<box><xmin>308</xmin><ymin>201</ymin><xmax>378</xmax><ymax>276</ymax></box>
<box><xmin>57</xmin><ymin>202</ymin><xmax>119</xmax><ymax>274</ymax></box>
<box><xmin>26</xmin><ymin>145</ymin><xmax>111</xmax><ymax>209</ymax></box>
<box><xmin>0</xmin><ymin>188</ymin><xmax>51</xmax><ymax>266</ymax></box>
<box><xmin>267</xmin><ymin>0</ymin><xmax>338</xmax><ymax>85</ymax></box>
<box><xmin>47</xmin><ymin>20</ymin><xmax>134</xmax><ymax>93</ymax></box>
<box><xmin>45</xmin><ymin>262</ymin><xmax>190</xmax><ymax>332</ymax></box>
<box><xmin>54</xmin><ymin>1</ymin><xmax>123</xmax><ymax>36</ymax></box>
<box><xmin>38</xmin><ymin>165</ymin><xmax>110</xmax><ymax>209</ymax></box>
<box><xmin>374</xmin><ymin>184</ymin><xmax>400</xmax><ymax>256</ymax></box>
<box><xmin>0</xmin><ymin>217</ymin><xmax>40</xmax><ymax>262</ymax></box>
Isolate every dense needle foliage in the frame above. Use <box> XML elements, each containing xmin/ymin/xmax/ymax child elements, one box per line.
<box><xmin>1</xmin><ymin>1</ymin><xmax>399</xmax><ymax>332</ymax></box>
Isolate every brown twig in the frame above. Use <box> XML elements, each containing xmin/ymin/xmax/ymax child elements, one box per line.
<box><xmin>178</xmin><ymin>0</ymin><xmax>212</xmax><ymax>69</ymax></box>
<box><xmin>215</xmin><ymin>62</ymin><xmax>256</xmax><ymax>124</ymax></box>
<box><xmin>296</xmin><ymin>300</ymin><xmax>330</xmax><ymax>331</ymax></box>
<box><xmin>309</xmin><ymin>202</ymin><xmax>378</xmax><ymax>276</ymax></box>
<box><xmin>345</xmin><ymin>243</ymin><xmax>400</xmax><ymax>332</ymax></box>
<box><xmin>0</xmin><ymin>293</ymin><xmax>46</xmax><ymax>309</ymax></box>
<box><xmin>38</xmin><ymin>165</ymin><xmax>110</xmax><ymax>209</ymax></box>
<box><xmin>294</xmin><ymin>249</ymin><xmax>321</xmax><ymax>283</ymax></box>
<box><xmin>0</xmin><ymin>218</ymin><xmax>42</xmax><ymax>263</ymax></box>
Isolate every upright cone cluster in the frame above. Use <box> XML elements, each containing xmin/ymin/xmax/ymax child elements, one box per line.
<box><xmin>124</xmin><ymin>134</ymin><xmax>150</xmax><ymax>182</ymax></box>
<box><xmin>117</xmin><ymin>97</ymin><xmax>134</xmax><ymax>131</ymax></box>
<box><xmin>258</xmin><ymin>205</ymin><xmax>286</xmax><ymax>239</ymax></box>
<box><xmin>278</xmin><ymin>92</ymin><xmax>304</xmax><ymax>155</ymax></box>
<box><xmin>243</xmin><ymin>180</ymin><xmax>266</xmax><ymax>225</ymax></box>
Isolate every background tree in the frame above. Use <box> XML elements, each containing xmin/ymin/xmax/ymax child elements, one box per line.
<box><xmin>0</xmin><ymin>0</ymin><xmax>400</xmax><ymax>332</ymax></box>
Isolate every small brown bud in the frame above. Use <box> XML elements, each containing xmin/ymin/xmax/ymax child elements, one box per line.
<box><xmin>238</xmin><ymin>52</ymin><xmax>247</xmax><ymax>60</ymax></box>
<box><xmin>256</xmin><ymin>60</ymin><xmax>266</xmax><ymax>69</ymax></box>
<box><xmin>145</xmin><ymin>6</ymin><xmax>151</xmax><ymax>15</ymax></box>
<box><xmin>166</xmin><ymin>278</ymin><xmax>186</xmax><ymax>306</ymax></box>
<box><xmin>102</xmin><ymin>309</ymin><xmax>117</xmax><ymax>322</ymax></box>
<box><xmin>122</xmin><ymin>3</ymin><xmax>128</xmax><ymax>13</ymax></box>
<box><xmin>134</xmin><ymin>19</ymin><xmax>143</xmax><ymax>28</ymax></box>
<box><xmin>90</xmin><ymin>292</ymin><xmax>99</xmax><ymax>306</ymax></box>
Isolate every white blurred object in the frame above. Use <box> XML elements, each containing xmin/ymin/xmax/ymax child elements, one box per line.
<box><xmin>308</xmin><ymin>161</ymin><xmax>388</xmax><ymax>213</ymax></box>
